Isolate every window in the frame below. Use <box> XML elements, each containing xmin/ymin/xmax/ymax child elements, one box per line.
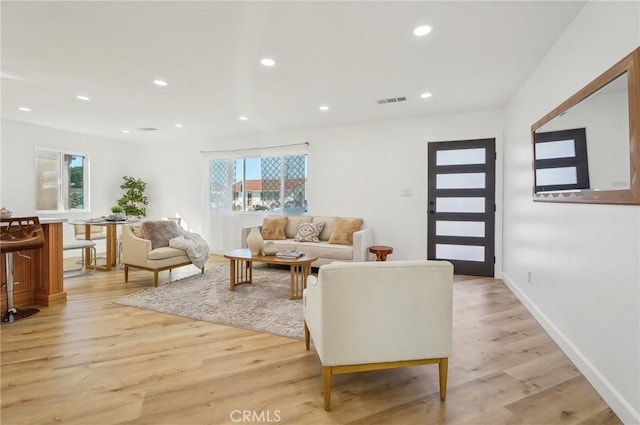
<box><xmin>209</xmin><ymin>154</ymin><xmax>307</xmax><ymax>213</ymax></box>
<box><xmin>35</xmin><ymin>148</ymin><xmax>89</xmax><ymax>212</ymax></box>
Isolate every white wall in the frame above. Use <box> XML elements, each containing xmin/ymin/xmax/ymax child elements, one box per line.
<box><xmin>503</xmin><ymin>2</ymin><xmax>640</xmax><ymax>423</ymax></box>
<box><xmin>143</xmin><ymin>110</ymin><xmax>504</xmax><ymax>275</ymax></box>
<box><xmin>0</xmin><ymin>119</ymin><xmax>134</xmax><ymax>251</ymax></box>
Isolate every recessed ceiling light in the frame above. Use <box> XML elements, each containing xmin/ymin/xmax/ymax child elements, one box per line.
<box><xmin>175</xmin><ymin>123</ymin><xmax>184</xmax><ymax>128</ymax></box>
<box><xmin>18</xmin><ymin>106</ymin><xmax>31</xmax><ymax>112</ymax></box>
<box><xmin>121</xmin><ymin>129</ymin><xmax>131</xmax><ymax>133</ymax></box>
<box><xmin>153</xmin><ymin>79</ymin><xmax>169</xmax><ymax>87</ymax></box>
<box><xmin>319</xmin><ymin>105</ymin><xmax>329</xmax><ymax>111</ymax></box>
<box><xmin>420</xmin><ymin>92</ymin><xmax>433</xmax><ymax>98</ymax></box>
<box><xmin>413</xmin><ymin>25</ymin><xmax>432</xmax><ymax>37</ymax></box>
<box><xmin>238</xmin><ymin>116</ymin><xmax>248</xmax><ymax>121</ymax></box>
<box><xmin>76</xmin><ymin>95</ymin><xmax>90</xmax><ymax>101</ymax></box>
<box><xmin>260</xmin><ymin>58</ymin><xmax>276</xmax><ymax>67</ymax></box>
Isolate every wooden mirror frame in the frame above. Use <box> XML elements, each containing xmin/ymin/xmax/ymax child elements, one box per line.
<box><xmin>531</xmin><ymin>47</ymin><xmax>640</xmax><ymax>204</ymax></box>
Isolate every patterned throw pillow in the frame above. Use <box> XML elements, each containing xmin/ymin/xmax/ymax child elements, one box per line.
<box><xmin>295</xmin><ymin>221</ymin><xmax>326</xmax><ymax>243</ymax></box>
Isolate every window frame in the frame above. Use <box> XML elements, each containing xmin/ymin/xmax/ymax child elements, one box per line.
<box><xmin>35</xmin><ymin>147</ymin><xmax>90</xmax><ymax>213</ymax></box>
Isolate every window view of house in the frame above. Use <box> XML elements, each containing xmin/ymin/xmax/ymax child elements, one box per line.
<box><xmin>209</xmin><ymin>154</ymin><xmax>307</xmax><ymax>213</ymax></box>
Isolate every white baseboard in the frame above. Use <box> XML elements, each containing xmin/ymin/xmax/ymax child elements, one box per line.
<box><xmin>502</xmin><ymin>273</ymin><xmax>640</xmax><ymax>425</ymax></box>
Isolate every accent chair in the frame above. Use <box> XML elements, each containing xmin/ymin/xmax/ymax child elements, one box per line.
<box><xmin>303</xmin><ymin>260</ymin><xmax>454</xmax><ymax>410</ymax></box>
<box><xmin>121</xmin><ymin>222</ymin><xmax>204</xmax><ymax>286</ymax></box>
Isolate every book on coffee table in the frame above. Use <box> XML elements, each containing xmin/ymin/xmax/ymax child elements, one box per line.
<box><xmin>276</xmin><ymin>250</ymin><xmax>305</xmax><ymax>259</ymax></box>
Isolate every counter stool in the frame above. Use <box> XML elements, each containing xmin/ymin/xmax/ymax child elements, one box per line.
<box><xmin>1</xmin><ymin>217</ymin><xmax>45</xmax><ymax>324</ymax></box>
<box><xmin>63</xmin><ymin>240</ymin><xmax>97</xmax><ymax>276</ymax></box>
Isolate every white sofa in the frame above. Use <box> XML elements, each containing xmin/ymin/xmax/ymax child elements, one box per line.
<box><xmin>303</xmin><ymin>260</ymin><xmax>454</xmax><ymax>410</ymax></box>
<box><xmin>241</xmin><ymin>215</ymin><xmax>374</xmax><ymax>267</ymax></box>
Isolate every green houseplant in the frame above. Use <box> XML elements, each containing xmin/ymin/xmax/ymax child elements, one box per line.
<box><xmin>110</xmin><ymin>205</ymin><xmax>125</xmax><ymax>220</ymax></box>
<box><xmin>117</xmin><ymin>176</ymin><xmax>148</xmax><ymax>218</ymax></box>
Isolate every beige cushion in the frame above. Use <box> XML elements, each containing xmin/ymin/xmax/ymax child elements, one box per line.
<box><xmin>142</xmin><ymin>220</ymin><xmax>182</xmax><ymax>250</ymax></box>
<box><xmin>285</xmin><ymin>216</ymin><xmax>312</xmax><ymax>239</ymax></box>
<box><xmin>148</xmin><ymin>246</ymin><xmax>190</xmax><ymax>260</ymax></box>
<box><xmin>295</xmin><ymin>242</ymin><xmax>353</xmax><ymax>260</ymax></box>
<box><xmin>261</xmin><ymin>217</ymin><xmax>288</xmax><ymax>240</ymax></box>
<box><xmin>313</xmin><ymin>216</ymin><xmax>336</xmax><ymax>241</ymax></box>
<box><xmin>328</xmin><ymin>217</ymin><xmax>363</xmax><ymax>246</ymax></box>
<box><xmin>295</xmin><ymin>221</ymin><xmax>326</xmax><ymax>243</ymax></box>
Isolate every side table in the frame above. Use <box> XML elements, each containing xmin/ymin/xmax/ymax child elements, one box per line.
<box><xmin>369</xmin><ymin>245</ymin><xmax>393</xmax><ymax>261</ymax></box>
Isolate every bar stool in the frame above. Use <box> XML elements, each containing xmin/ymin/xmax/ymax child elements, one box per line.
<box><xmin>1</xmin><ymin>217</ymin><xmax>45</xmax><ymax>324</ymax></box>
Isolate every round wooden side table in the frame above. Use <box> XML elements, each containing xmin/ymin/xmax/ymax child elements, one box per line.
<box><xmin>369</xmin><ymin>245</ymin><xmax>393</xmax><ymax>261</ymax></box>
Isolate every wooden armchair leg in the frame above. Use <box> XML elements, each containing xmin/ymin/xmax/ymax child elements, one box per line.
<box><xmin>323</xmin><ymin>366</ymin><xmax>332</xmax><ymax>411</ymax></box>
<box><xmin>439</xmin><ymin>357</ymin><xmax>448</xmax><ymax>401</ymax></box>
<box><xmin>124</xmin><ymin>265</ymin><xmax>129</xmax><ymax>282</ymax></box>
<box><xmin>154</xmin><ymin>270</ymin><xmax>159</xmax><ymax>287</ymax></box>
<box><xmin>304</xmin><ymin>321</ymin><xmax>310</xmax><ymax>350</ymax></box>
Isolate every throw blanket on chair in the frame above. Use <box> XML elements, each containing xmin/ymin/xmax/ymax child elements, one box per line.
<box><xmin>169</xmin><ymin>231</ymin><xmax>210</xmax><ymax>269</ymax></box>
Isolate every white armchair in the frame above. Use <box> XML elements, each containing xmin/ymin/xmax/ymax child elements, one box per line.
<box><xmin>303</xmin><ymin>260</ymin><xmax>454</xmax><ymax>410</ymax></box>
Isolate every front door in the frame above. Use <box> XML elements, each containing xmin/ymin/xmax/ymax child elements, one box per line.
<box><xmin>427</xmin><ymin>138</ymin><xmax>496</xmax><ymax>277</ymax></box>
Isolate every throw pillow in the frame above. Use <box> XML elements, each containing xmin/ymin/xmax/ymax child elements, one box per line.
<box><xmin>261</xmin><ymin>217</ymin><xmax>288</xmax><ymax>240</ymax></box>
<box><xmin>328</xmin><ymin>217</ymin><xmax>363</xmax><ymax>246</ymax></box>
<box><xmin>141</xmin><ymin>220</ymin><xmax>182</xmax><ymax>250</ymax></box>
<box><xmin>295</xmin><ymin>221</ymin><xmax>326</xmax><ymax>242</ymax></box>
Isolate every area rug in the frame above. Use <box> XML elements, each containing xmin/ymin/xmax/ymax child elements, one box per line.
<box><xmin>114</xmin><ymin>265</ymin><xmax>305</xmax><ymax>340</ymax></box>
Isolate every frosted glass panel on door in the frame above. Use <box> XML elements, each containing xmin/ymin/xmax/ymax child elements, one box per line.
<box><xmin>535</xmin><ymin>140</ymin><xmax>576</xmax><ymax>160</ymax></box>
<box><xmin>436</xmin><ymin>221</ymin><xmax>485</xmax><ymax>237</ymax></box>
<box><xmin>436</xmin><ymin>244</ymin><xmax>484</xmax><ymax>262</ymax></box>
<box><xmin>436</xmin><ymin>197</ymin><xmax>485</xmax><ymax>213</ymax></box>
<box><xmin>436</xmin><ymin>173</ymin><xmax>485</xmax><ymax>189</ymax></box>
<box><xmin>536</xmin><ymin>167</ymin><xmax>577</xmax><ymax>186</ymax></box>
<box><xmin>436</xmin><ymin>148</ymin><xmax>486</xmax><ymax>165</ymax></box>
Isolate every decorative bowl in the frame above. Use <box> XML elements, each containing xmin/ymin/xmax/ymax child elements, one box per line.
<box><xmin>1</xmin><ymin>211</ymin><xmax>13</xmax><ymax>219</ymax></box>
<box><xmin>262</xmin><ymin>241</ymin><xmax>278</xmax><ymax>256</ymax></box>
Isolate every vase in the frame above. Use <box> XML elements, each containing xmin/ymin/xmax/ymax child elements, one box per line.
<box><xmin>247</xmin><ymin>226</ymin><xmax>264</xmax><ymax>256</ymax></box>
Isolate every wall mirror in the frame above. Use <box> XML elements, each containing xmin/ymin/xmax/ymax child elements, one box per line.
<box><xmin>531</xmin><ymin>46</ymin><xmax>640</xmax><ymax>204</ymax></box>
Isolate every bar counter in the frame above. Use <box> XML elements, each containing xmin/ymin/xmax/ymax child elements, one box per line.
<box><xmin>1</xmin><ymin>217</ymin><xmax>67</xmax><ymax>308</ymax></box>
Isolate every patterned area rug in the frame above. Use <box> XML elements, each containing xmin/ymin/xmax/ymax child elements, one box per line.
<box><xmin>114</xmin><ymin>264</ymin><xmax>304</xmax><ymax>340</ymax></box>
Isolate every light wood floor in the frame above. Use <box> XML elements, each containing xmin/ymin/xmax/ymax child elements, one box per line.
<box><xmin>1</xmin><ymin>255</ymin><xmax>620</xmax><ymax>425</ymax></box>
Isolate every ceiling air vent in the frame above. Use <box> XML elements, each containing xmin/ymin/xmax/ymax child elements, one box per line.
<box><xmin>377</xmin><ymin>96</ymin><xmax>407</xmax><ymax>104</ymax></box>
<box><xmin>137</xmin><ymin>127</ymin><xmax>158</xmax><ymax>132</ymax></box>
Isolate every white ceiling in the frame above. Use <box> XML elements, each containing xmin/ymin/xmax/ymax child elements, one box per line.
<box><xmin>1</xmin><ymin>1</ymin><xmax>585</xmax><ymax>144</ymax></box>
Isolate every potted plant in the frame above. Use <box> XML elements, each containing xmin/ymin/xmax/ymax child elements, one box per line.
<box><xmin>110</xmin><ymin>205</ymin><xmax>126</xmax><ymax>221</ymax></box>
<box><xmin>117</xmin><ymin>176</ymin><xmax>148</xmax><ymax>218</ymax></box>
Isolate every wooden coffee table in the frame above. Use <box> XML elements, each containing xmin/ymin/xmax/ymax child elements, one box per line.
<box><xmin>223</xmin><ymin>248</ymin><xmax>318</xmax><ymax>300</ymax></box>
